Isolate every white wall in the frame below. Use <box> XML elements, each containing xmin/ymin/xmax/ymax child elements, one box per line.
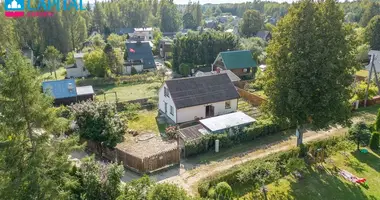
<box><xmin>158</xmin><ymin>83</ymin><xmax>177</xmax><ymax>123</ymax></box>
<box><xmin>122</xmin><ymin>65</ymin><xmax>144</xmax><ymax>75</ymax></box>
<box><xmin>66</xmin><ymin>58</ymin><xmax>90</xmax><ymax>78</ymax></box>
<box><xmin>176</xmin><ymin>99</ymin><xmax>238</xmax><ymax>123</ymax></box>
<box><xmin>134</xmin><ymin>31</ymin><xmax>153</xmax><ymax>41</ymax></box>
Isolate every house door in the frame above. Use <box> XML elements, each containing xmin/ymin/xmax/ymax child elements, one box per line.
<box><xmin>164</xmin><ymin>102</ymin><xmax>168</xmax><ymax>114</ymax></box>
<box><xmin>205</xmin><ymin>105</ymin><xmax>214</xmax><ymax>118</ymax></box>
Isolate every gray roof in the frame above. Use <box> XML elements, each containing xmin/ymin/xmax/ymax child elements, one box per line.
<box><xmin>76</xmin><ymin>86</ymin><xmax>94</xmax><ymax>96</ymax></box>
<box><xmin>255</xmin><ymin>31</ymin><xmax>271</xmax><ymax>40</ymax></box>
<box><xmin>74</xmin><ymin>53</ymin><xmax>84</xmax><ymax>59</ymax></box>
<box><xmin>126</xmin><ymin>41</ymin><xmax>156</xmax><ymax>69</ymax></box>
<box><xmin>199</xmin><ymin>111</ymin><xmax>256</xmax><ymax>132</ymax></box>
<box><xmin>179</xmin><ymin>124</ymin><xmax>210</xmax><ymax>142</ymax></box>
<box><xmin>165</xmin><ymin>73</ymin><xmax>240</xmax><ymax>109</ymax></box>
<box><xmin>196</xmin><ymin>70</ymin><xmax>241</xmax><ymax>82</ymax></box>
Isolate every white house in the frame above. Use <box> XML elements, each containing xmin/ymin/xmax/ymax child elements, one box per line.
<box><xmin>158</xmin><ymin>73</ymin><xmax>240</xmax><ymax>124</ymax></box>
<box><xmin>66</xmin><ymin>53</ymin><xmax>90</xmax><ymax>78</ymax></box>
<box><xmin>133</xmin><ymin>27</ymin><xmax>153</xmax><ymax>41</ymax></box>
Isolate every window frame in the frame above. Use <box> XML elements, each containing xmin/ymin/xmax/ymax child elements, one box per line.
<box><xmin>225</xmin><ymin>101</ymin><xmax>231</xmax><ymax>109</ymax></box>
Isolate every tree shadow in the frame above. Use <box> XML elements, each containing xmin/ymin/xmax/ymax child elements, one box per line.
<box><xmin>282</xmin><ymin>167</ymin><xmax>371</xmax><ymax>200</ymax></box>
<box><xmin>345</xmin><ymin>159</ymin><xmax>367</xmax><ymax>173</ymax></box>
<box><xmin>351</xmin><ymin>151</ymin><xmax>380</xmax><ymax>172</ymax></box>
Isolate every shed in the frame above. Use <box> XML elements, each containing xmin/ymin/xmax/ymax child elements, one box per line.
<box><xmin>199</xmin><ymin>111</ymin><xmax>256</xmax><ymax>133</ymax></box>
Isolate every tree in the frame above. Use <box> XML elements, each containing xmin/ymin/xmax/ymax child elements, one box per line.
<box><xmin>263</xmin><ymin>0</ymin><xmax>357</xmax><ymax>146</ymax></box>
<box><xmin>376</xmin><ymin>109</ymin><xmax>380</xmax><ymax>131</ymax></box>
<box><xmin>365</xmin><ymin>15</ymin><xmax>380</xmax><ymax>51</ymax></box>
<box><xmin>43</xmin><ymin>46</ymin><xmax>62</xmax><ymax>80</ymax></box>
<box><xmin>104</xmin><ymin>44</ymin><xmax>123</xmax><ymax>75</ymax></box>
<box><xmin>183</xmin><ymin>13</ymin><xmax>197</xmax><ymax>30</ymax></box>
<box><xmin>348</xmin><ymin>122</ymin><xmax>372</xmax><ymax>150</ymax></box>
<box><xmin>195</xmin><ymin>1</ymin><xmax>202</xmax><ymax>27</ymax></box>
<box><xmin>159</xmin><ymin>0</ymin><xmax>180</xmax><ymax>32</ymax></box>
<box><xmin>93</xmin><ymin>1</ymin><xmax>107</xmax><ymax>33</ymax></box>
<box><xmin>84</xmin><ymin>49</ymin><xmax>108</xmax><ymax>77</ymax></box>
<box><xmin>0</xmin><ymin>50</ymin><xmax>79</xmax><ymax>199</ymax></box>
<box><xmin>240</xmin><ymin>10</ymin><xmax>264</xmax><ymax>37</ymax></box>
<box><xmin>360</xmin><ymin>2</ymin><xmax>380</xmax><ymax>27</ymax></box>
<box><xmin>119</xmin><ymin>175</ymin><xmax>155</xmax><ymax>200</ymax></box>
<box><xmin>65</xmin><ymin>51</ymin><xmax>76</xmax><ymax>65</ymax></box>
<box><xmin>107</xmin><ymin>33</ymin><xmax>124</xmax><ymax>49</ymax></box>
<box><xmin>147</xmin><ymin>183</ymin><xmax>189</xmax><ymax>200</ymax></box>
<box><xmin>214</xmin><ymin>182</ymin><xmax>232</xmax><ymax>200</ymax></box>
<box><xmin>152</xmin><ymin>0</ymin><xmax>158</xmax><ymax>16</ymax></box>
<box><xmin>77</xmin><ymin>156</ymin><xmax>124</xmax><ymax>200</ymax></box>
<box><xmin>370</xmin><ymin>132</ymin><xmax>380</xmax><ymax>150</ymax></box>
<box><xmin>240</xmin><ymin>37</ymin><xmax>266</xmax><ymax>63</ymax></box>
<box><xmin>179</xmin><ymin>63</ymin><xmax>192</xmax><ymax>76</ymax></box>
<box><xmin>70</xmin><ymin>101</ymin><xmax>125</xmax><ymax>148</ymax></box>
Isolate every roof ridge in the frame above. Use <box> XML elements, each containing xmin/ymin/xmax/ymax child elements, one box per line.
<box><xmin>165</xmin><ymin>73</ymin><xmax>228</xmax><ymax>83</ymax></box>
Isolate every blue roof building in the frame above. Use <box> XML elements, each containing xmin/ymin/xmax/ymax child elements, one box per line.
<box><xmin>42</xmin><ymin>79</ymin><xmax>94</xmax><ymax>106</ymax></box>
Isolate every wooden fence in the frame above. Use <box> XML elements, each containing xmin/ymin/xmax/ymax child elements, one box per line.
<box><xmin>237</xmin><ymin>88</ymin><xmax>266</xmax><ymax>106</ymax></box>
<box><xmin>84</xmin><ymin>139</ymin><xmax>180</xmax><ymax>173</ymax></box>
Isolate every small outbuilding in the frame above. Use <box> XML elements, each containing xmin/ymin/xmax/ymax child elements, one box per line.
<box><xmin>212</xmin><ymin>50</ymin><xmax>257</xmax><ymax>78</ymax></box>
<box><xmin>42</xmin><ymin>79</ymin><xmax>94</xmax><ymax>106</ymax></box>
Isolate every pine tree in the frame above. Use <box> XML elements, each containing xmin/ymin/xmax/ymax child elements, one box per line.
<box><xmin>0</xmin><ymin>50</ymin><xmax>79</xmax><ymax>199</ymax></box>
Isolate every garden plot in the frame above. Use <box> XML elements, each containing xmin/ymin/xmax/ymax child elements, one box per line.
<box><xmin>238</xmin><ymin>99</ymin><xmax>262</xmax><ymax>118</ymax></box>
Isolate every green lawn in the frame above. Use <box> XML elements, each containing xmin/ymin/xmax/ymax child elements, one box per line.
<box><xmin>238</xmin><ymin>100</ymin><xmax>262</xmax><ymax>119</ymax></box>
<box><xmin>95</xmin><ymin>82</ymin><xmax>161</xmax><ymax>102</ymax></box>
<box><xmin>244</xmin><ymin>149</ymin><xmax>380</xmax><ymax>200</ymax></box>
<box><xmin>128</xmin><ymin>110</ymin><xmax>167</xmax><ymax>134</ymax></box>
<box><xmin>40</xmin><ymin>67</ymin><xmax>66</xmax><ymax>81</ymax></box>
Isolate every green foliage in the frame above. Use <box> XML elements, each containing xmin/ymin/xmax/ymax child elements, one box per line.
<box><xmin>84</xmin><ymin>49</ymin><xmax>109</xmax><ymax>77</ymax></box>
<box><xmin>76</xmin><ymin>156</ymin><xmax>124</xmax><ymax>200</ymax></box>
<box><xmin>197</xmin><ymin>136</ymin><xmax>347</xmax><ymax>197</ymax></box>
<box><xmin>131</xmin><ymin>66</ymin><xmax>138</xmax><ymax>75</ymax></box>
<box><xmin>240</xmin><ymin>9</ymin><xmax>264</xmax><ymax>37</ymax></box>
<box><xmin>375</xmin><ymin>109</ymin><xmax>380</xmax><ymax>131</ymax></box>
<box><xmin>263</xmin><ymin>0</ymin><xmax>357</xmax><ymax>136</ymax></box>
<box><xmin>370</xmin><ymin>132</ymin><xmax>380</xmax><ymax>150</ymax></box>
<box><xmin>351</xmin><ymin>81</ymin><xmax>378</xmax><ymax>102</ymax></box>
<box><xmin>159</xmin><ymin>0</ymin><xmax>181</xmax><ymax>32</ymax></box>
<box><xmin>107</xmin><ymin>33</ymin><xmax>124</xmax><ymax>49</ymax></box>
<box><xmin>76</xmin><ymin>73</ymin><xmax>157</xmax><ymax>87</ymax></box>
<box><xmin>252</xmin><ymin>68</ymin><xmax>265</xmax><ymax>90</ymax></box>
<box><xmin>70</xmin><ymin>101</ymin><xmax>125</xmax><ymax>148</ymax></box>
<box><xmin>0</xmin><ymin>50</ymin><xmax>80</xmax><ymax>199</ymax></box>
<box><xmin>355</xmin><ymin>44</ymin><xmax>370</xmax><ymax>62</ymax></box>
<box><xmin>65</xmin><ymin>51</ymin><xmax>76</xmax><ymax>65</ymax></box>
<box><xmin>348</xmin><ymin>122</ymin><xmax>372</xmax><ymax>150</ymax></box>
<box><xmin>119</xmin><ymin>175</ymin><xmax>155</xmax><ymax>200</ymax></box>
<box><xmin>240</xmin><ymin>37</ymin><xmax>266</xmax><ymax>63</ymax></box>
<box><xmin>215</xmin><ymin>182</ymin><xmax>233</xmax><ymax>200</ymax></box>
<box><xmin>365</xmin><ymin>15</ymin><xmax>380</xmax><ymax>51</ymax></box>
<box><xmin>285</xmin><ymin>157</ymin><xmax>307</xmax><ymax>174</ymax></box>
<box><xmin>207</xmin><ymin>187</ymin><xmax>216</xmax><ymax>199</ymax></box>
<box><xmin>147</xmin><ymin>183</ymin><xmax>189</xmax><ymax>200</ymax></box>
<box><xmin>360</xmin><ymin>2</ymin><xmax>380</xmax><ymax>27</ymax></box>
<box><xmin>164</xmin><ymin>61</ymin><xmax>172</xmax><ymax>69</ymax></box>
<box><xmin>172</xmin><ymin>31</ymin><xmax>239</xmax><ymax>72</ymax></box>
<box><xmin>43</xmin><ymin>46</ymin><xmax>62</xmax><ymax>80</ymax></box>
<box><xmin>179</xmin><ymin>63</ymin><xmax>192</xmax><ymax>76</ymax></box>
<box><xmin>104</xmin><ymin>43</ymin><xmax>123</xmax><ymax>75</ymax></box>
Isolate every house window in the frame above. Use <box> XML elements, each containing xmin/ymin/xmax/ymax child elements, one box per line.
<box><xmin>149</xmin><ymin>36</ymin><xmax>152</xmax><ymax>40</ymax></box>
<box><xmin>164</xmin><ymin>87</ymin><xmax>169</xmax><ymax>97</ymax></box>
<box><xmin>170</xmin><ymin>106</ymin><xmax>174</xmax><ymax>115</ymax></box>
<box><xmin>225</xmin><ymin>101</ymin><xmax>231</xmax><ymax>109</ymax></box>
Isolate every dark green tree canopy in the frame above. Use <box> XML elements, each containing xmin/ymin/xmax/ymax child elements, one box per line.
<box><xmin>240</xmin><ymin>9</ymin><xmax>264</xmax><ymax>37</ymax></box>
<box><xmin>365</xmin><ymin>15</ymin><xmax>380</xmax><ymax>51</ymax></box>
<box><xmin>263</xmin><ymin>0</ymin><xmax>357</xmax><ymax>130</ymax></box>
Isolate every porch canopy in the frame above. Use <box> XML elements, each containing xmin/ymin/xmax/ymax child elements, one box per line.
<box><xmin>199</xmin><ymin>111</ymin><xmax>256</xmax><ymax>132</ymax></box>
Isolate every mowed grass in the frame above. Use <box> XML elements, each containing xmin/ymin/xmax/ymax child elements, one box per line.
<box><xmin>244</xmin><ymin>149</ymin><xmax>380</xmax><ymax>200</ymax></box>
<box><xmin>40</xmin><ymin>67</ymin><xmax>66</xmax><ymax>81</ymax></box>
<box><xmin>356</xmin><ymin>70</ymin><xmax>369</xmax><ymax>78</ymax></box>
<box><xmin>128</xmin><ymin>110</ymin><xmax>167</xmax><ymax>134</ymax></box>
<box><xmin>95</xmin><ymin>82</ymin><xmax>161</xmax><ymax>102</ymax></box>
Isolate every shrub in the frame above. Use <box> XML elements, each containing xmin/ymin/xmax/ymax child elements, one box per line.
<box><xmin>215</xmin><ymin>182</ymin><xmax>232</xmax><ymax>200</ymax></box>
<box><xmin>370</xmin><ymin>132</ymin><xmax>380</xmax><ymax>150</ymax></box>
<box><xmin>131</xmin><ymin>66</ymin><xmax>137</xmax><ymax>75</ymax></box>
<box><xmin>348</xmin><ymin>122</ymin><xmax>372</xmax><ymax>150</ymax></box>
<box><xmin>147</xmin><ymin>183</ymin><xmax>189</xmax><ymax>200</ymax></box>
<box><xmin>207</xmin><ymin>187</ymin><xmax>216</xmax><ymax>199</ymax></box>
<box><xmin>198</xmin><ymin>182</ymin><xmax>210</xmax><ymax>198</ymax></box>
<box><xmin>164</xmin><ymin>61</ymin><xmax>172</xmax><ymax>69</ymax></box>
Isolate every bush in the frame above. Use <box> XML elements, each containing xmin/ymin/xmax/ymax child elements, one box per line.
<box><xmin>198</xmin><ymin>182</ymin><xmax>210</xmax><ymax>198</ymax></box>
<box><xmin>76</xmin><ymin>73</ymin><xmax>157</xmax><ymax>87</ymax></box>
<box><xmin>164</xmin><ymin>61</ymin><xmax>172</xmax><ymax>69</ymax></box>
<box><xmin>370</xmin><ymin>132</ymin><xmax>380</xmax><ymax>150</ymax></box>
<box><xmin>348</xmin><ymin>122</ymin><xmax>372</xmax><ymax>150</ymax></box>
<box><xmin>207</xmin><ymin>187</ymin><xmax>216</xmax><ymax>199</ymax></box>
<box><xmin>147</xmin><ymin>183</ymin><xmax>189</xmax><ymax>200</ymax></box>
<box><xmin>131</xmin><ymin>66</ymin><xmax>137</xmax><ymax>75</ymax></box>
<box><xmin>215</xmin><ymin>182</ymin><xmax>232</xmax><ymax>200</ymax></box>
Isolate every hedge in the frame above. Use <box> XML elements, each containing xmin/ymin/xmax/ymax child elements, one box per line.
<box><xmin>184</xmin><ymin>120</ymin><xmax>291</xmax><ymax>157</ymax></box>
<box><xmin>197</xmin><ymin>136</ymin><xmax>348</xmax><ymax>197</ymax></box>
<box><xmin>76</xmin><ymin>72</ymin><xmax>157</xmax><ymax>87</ymax></box>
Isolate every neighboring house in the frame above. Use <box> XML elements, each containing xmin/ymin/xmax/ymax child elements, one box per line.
<box><xmin>212</xmin><ymin>50</ymin><xmax>257</xmax><ymax>78</ymax></box>
<box><xmin>162</xmin><ymin>32</ymin><xmax>177</xmax><ymax>38</ymax></box>
<box><xmin>259</xmin><ymin>64</ymin><xmax>267</xmax><ymax>72</ymax></box>
<box><xmin>224</xmin><ymin>26</ymin><xmax>239</xmax><ymax>35</ymax></box>
<box><xmin>42</xmin><ymin>79</ymin><xmax>94</xmax><ymax>106</ymax></box>
<box><xmin>205</xmin><ymin>20</ymin><xmax>217</xmax><ymax>29</ymax></box>
<box><xmin>159</xmin><ymin>39</ymin><xmax>173</xmax><ymax>61</ymax></box>
<box><xmin>217</xmin><ymin>15</ymin><xmax>228</xmax><ymax>23</ymax></box>
<box><xmin>194</xmin><ymin>70</ymin><xmax>241</xmax><ymax>83</ymax></box>
<box><xmin>366</xmin><ymin>50</ymin><xmax>380</xmax><ymax>72</ymax></box>
<box><xmin>255</xmin><ymin>31</ymin><xmax>272</xmax><ymax>42</ymax></box>
<box><xmin>124</xmin><ymin>41</ymin><xmax>156</xmax><ymax>74</ymax></box>
<box><xmin>66</xmin><ymin>53</ymin><xmax>90</xmax><ymax>78</ymax></box>
<box><xmin>158</xmin><ymin>73</ymin><xmax>240</xmax><ymax>124</ymax></box>
<box><xmin>133</xmin><ymin>27</ymin><xmax>153</xmax><ymax>41</ymax></box>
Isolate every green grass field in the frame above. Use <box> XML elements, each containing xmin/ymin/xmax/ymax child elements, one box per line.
<box><xmin>40</xmin><ymin>67</ymin><xmax>66</xmax><ymax>81</ymax></box>
<box><xmin>95</xmin><ymin>82</ymin><xmax>161</xmax><ymax>102</ymax></box>
<box><xmin>243</xmin><ymin>148</ymin><xmax>380</xmax><ymax>200</ymax></box>
<box><xmin>128</xmin><ymin>110</ymin><xmax>167</xmax><ymax>134</ymax></box>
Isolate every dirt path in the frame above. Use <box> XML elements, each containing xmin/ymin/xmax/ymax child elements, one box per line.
<box><xmin>160</xmin><ymin>126</ymin><xmax>350</xmax><ymax>195</ymax></box>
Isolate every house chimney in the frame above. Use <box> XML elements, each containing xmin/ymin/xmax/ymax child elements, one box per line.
<box><xmin>216</xmin><ymin>67</ymin><xmax>221</xmax><ymax>74</ymax></box>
